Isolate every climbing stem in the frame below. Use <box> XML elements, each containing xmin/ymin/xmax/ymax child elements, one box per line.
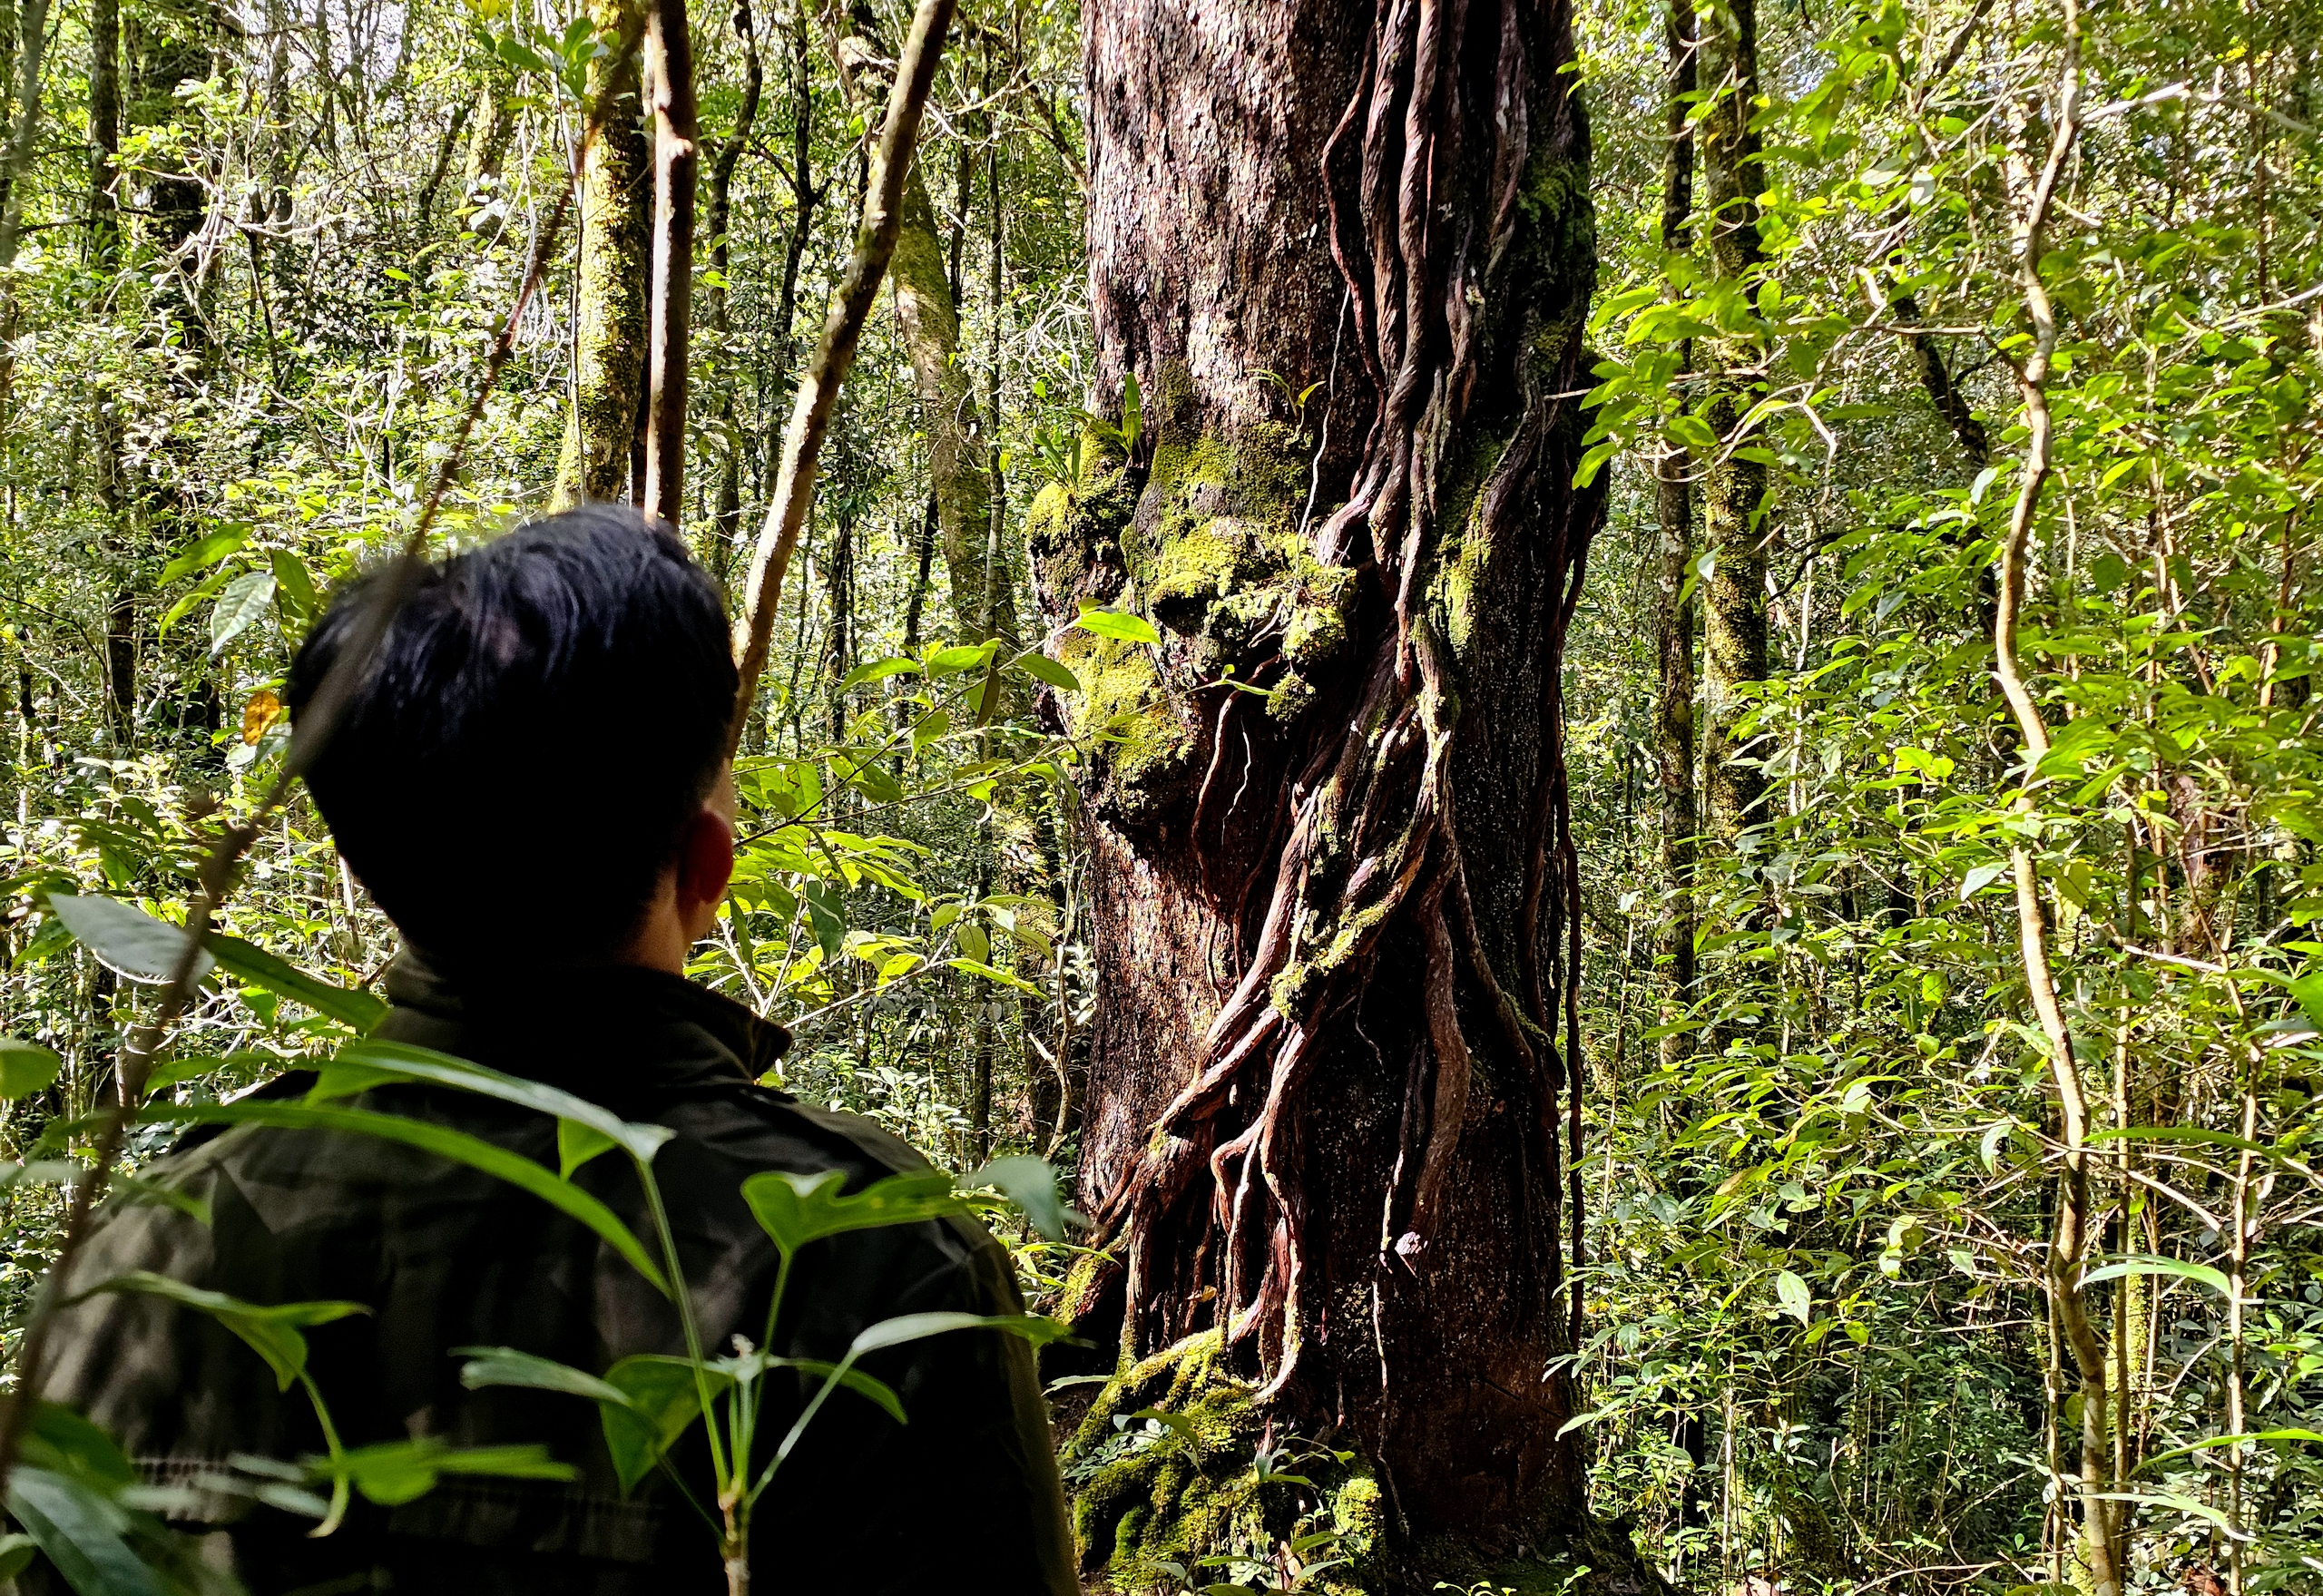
<box><xmin>1992</xmin><ymin>2</ymin><xmax>2117</xmax><ymax>1591</ymax></box>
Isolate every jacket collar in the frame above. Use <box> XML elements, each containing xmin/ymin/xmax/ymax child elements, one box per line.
<box><xmin>374</xmin><ymin>950</ymin><xmax>792</xmax><ymax>1088</ymax></box>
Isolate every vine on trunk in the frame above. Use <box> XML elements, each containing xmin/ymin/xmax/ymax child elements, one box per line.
<box><xmin>1072</xmin><ymin>0</ymin><xmax>1601</xmax><ymax>1399</ymax></box>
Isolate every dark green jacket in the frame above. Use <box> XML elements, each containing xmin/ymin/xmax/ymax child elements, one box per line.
<box><xmin>39</xmin><ymin>958</ymin><xmax>1078</xmax><ymax>1595</ymax></box>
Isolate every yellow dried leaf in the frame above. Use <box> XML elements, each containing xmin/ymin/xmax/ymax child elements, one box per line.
<box><xmin>241</xmin><ymin>690</ymin><xmax>283</xmax><ymax>745</ymax></box>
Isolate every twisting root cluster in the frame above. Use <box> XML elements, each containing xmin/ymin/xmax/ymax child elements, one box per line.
<box><xmin>1078</xmin><ymin>0</ymin><xmax>1599</xmax><ymax>1399</ymax></box>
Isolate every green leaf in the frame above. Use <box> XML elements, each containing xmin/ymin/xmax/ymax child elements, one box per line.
<box><xmin>81</xmin><ymin>1272</ymin><xmax>368</xmax><ymax>1392</ymax></box>
<box><xmin>739</xmin><ymin>1167</ymin><xmax>964</xmax><ymax>1263</ymax></box>
<box><xmin>946</xmin><ymin>956</ymin><xmax>1045</xmax><ymax>995</ymax></box>
<box><xmin>21</xmin><ymin>1403</ymin><xmax>138</xmax><ymax>1491</ymax></box>
<box><xmin>2081</xmin><ymin>1255</ymin><xmax>2236</xmax><ymax>1297</ymax></box>
<box><xmin>803</xmin><ymin>879</ymin><xmax>845</xmax><ymax>960</ymax></box>
<box><xmin>1957</xmin><ymin>861</ymin><xmax>2008</xmax><ymax>901</ymax></box>
<box><xmin>838</xmin><ymin>655</ymin><xmax>921</xmax><ymax>692</ymax></box>
<box><xmin>211</xmin><ymin>569</ymin><xmax>278</xmax><ymax>653</ymax></box>
<box><xmin>1074</xmin><ymin>607</ymin><xmax>1161</xmax><ymax>645</ymax></box>
<box><xmin>45</xmin><ymin>894</ymin><xmax>215</xmax><ymax>986</ymax></box>
<box><xmin>160</xmin><ymin>524</ymin><xmax>247</xmax><ymax>583</ymax></box>
<box><xmin>7</xmin><ymin>1466</ymin><xmax>166</xmax><ymax>1596</ymax></box>
<box><xmin>846</xmin><ymin>1309</ymin><xmax>1072</xmax><ymax>1359</ymax></box>
<box><xmin>599</xmin><ymin>1354</ymin><xmax>731</xmax><ymax>1494</ymax></box>
<box><xmin>0</xmin><ymin>1533</ymin><xmax>35</xmax><ymax>1580</ymax></box>
<box><xmin>269</xmin><ymin>550</ymin><xmax>319</xmax><ymax>622</ymax></box>
<box><xmin>320</xmin><ymin>1039</ymin><xmax>675</xmax><ymax>1167</ymax></box>
<box><xmin>133</xmin><ymin>1099</ymin><xmax>671</xmax><ymax>1296</ymax></box>
<box><xmin>455</xmin><ymin>1346</ymin><xmax>631</xmax><ymax>1406</ymax></box>
<box><xmin>965</xmin><ymin>1155</ymin><xmax>1075</xmax><ymax>1241</ymax></box>
<box><xmin>1774</xmin><ymin>1269</ymin><xmax>1813</xmax><ymax>1323</ymax></box>
<box><xmin>205</xmin><ymin>934</ymin><xmax>387</xmax><ymax>1032</ymax></box>
<box><xmin>160</xmin><ymin>565</ymin><xmax>235</xmax><ymax>636</ymax></box>
<box><xmin>0</xmin><ymin>1037</ymin><xmax>63</xmax><ymax>1098</ymax></box>
<box><xmin>320</xmin><ymin>1440</ymin><xmax>574</xmax><ymax>1507</ymax></box>
<box><xmin>767</xmin><ymin>1357</ymin><xmax>907</xmax><ymax>1425</ymax></box>
<box><xmin>556</xmin><ymin>1119</ymin><xmax>618</xmax><ymax>1180</ymax></box>
<box><xmin>1013</xmin><ymin>651</ymin><xmax>1082</xmax><ymax>693</ymax></box>
<box><xmin>927</xmin><ymin>641</ymin><xmax>998</xmax><ymax>676</ymax></box>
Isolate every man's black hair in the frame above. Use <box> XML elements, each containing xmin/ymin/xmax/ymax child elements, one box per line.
<box><xmin>287</xmin><ymin>505</ymin><xmax>737</xmax><ymax>967</ymax></box>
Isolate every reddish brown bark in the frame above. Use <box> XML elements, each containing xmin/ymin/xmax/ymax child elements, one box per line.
<box><xmin>1041</xmin><ymin>0</ymin><xmax>1614</xmax><ymax>1566</ymax></box>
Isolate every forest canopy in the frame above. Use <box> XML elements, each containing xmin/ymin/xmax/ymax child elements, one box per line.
<box><xmin>0</xmin><ymin>0</ymin><xmax>2319</xmax><ymax>1590</ymax></box>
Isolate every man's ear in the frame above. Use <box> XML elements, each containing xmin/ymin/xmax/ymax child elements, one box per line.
<box><xmin>673</xmin><ymin>803</ymin><xmax>736</xmax><ymax>917</ymax></box>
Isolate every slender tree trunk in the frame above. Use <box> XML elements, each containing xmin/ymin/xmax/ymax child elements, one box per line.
<box><xmin>706</xmin><ymin>0</ymin><xmax>762</xmax><ymax>569</ymax></box>
<box><xmin>1698</xmin><ymin>0</ymin><xmax>1768</xmax><ymax>850</ymax></box>
<box><xmin>1655</xmin><ymin>0</ymin><xmax>1698</xmax><ymax>1072</ymax></box>
<box><xmin>556</xmin><ymin>0</ymin><xmax>652</xmax><ymax>506</ymax></box>
<box><xmin>1041</xmin><ymin>0</ymin><xmax>1622</xmax><ymax>1578</ymax></box>
<box><xmin>91</xmin><ymin>0</ymin><xmax>132</xmax><ymax>743</ymax></box>
<box><xmin>844</xmin><ymin>24</ymin><xmax>1014</xmax><ymax>650</ymax></box>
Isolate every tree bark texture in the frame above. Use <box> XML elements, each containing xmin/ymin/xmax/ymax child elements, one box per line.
<box><xmin>1698</xmin><ymin>0</ymin><xmax>1766</xmax><ymax>849</ymax></box>
<box><xmin>556</xmin><ymin>0</ymin><xmax>652</xmax><ymax>508</ymax></box>
<box><xmin>891</xmin><ymin>162</ymin><xmax>1014</xmax><ymax>643</ymax></box>
<box><xmin>1655</xmin><ymin>0</ymin><xmax>1697</xmax><ymax>1071</ymax></box>
<box><xmin>1037</xmin><ymin>0</ymin><xmax>1611</xmax><ymax>1571</ymax></box>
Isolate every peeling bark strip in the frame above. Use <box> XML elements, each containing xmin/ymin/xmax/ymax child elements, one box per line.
<box><xmin>1045</xmin><ymin>0</ymin><xmax>1603</xmax><ymax>1550</ymax></box>
<box><xmin>641</xmin><ymin>0</ymin><xmax>700</xmax><ymax>526</ymax></box>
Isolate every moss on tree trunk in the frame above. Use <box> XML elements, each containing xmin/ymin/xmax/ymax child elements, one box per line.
<box><xmin>1034</xmin><ymin>1</ymin><xmax>1661</xmax><ymax>1591</ymax></box>
<box><xmin>554</xmin><ymin>0</ymin><xmax>652</xmax><ymax>509</ymax></box>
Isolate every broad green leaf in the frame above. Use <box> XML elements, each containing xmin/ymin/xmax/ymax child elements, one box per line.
<box><xmin>83</xmin><ymin>1272</ymin><xmax>368</xmax><ymax>1392</ymax></box>
<box><xmin>0</xmin><ymin>1037</ymin><xmax>63</xmax><ymax>1098</ymax></box>
<box><xmin>21</xmin><ymin>1402</ymin><xmax>139</xmax><ymax>1492</ymax></box>
<box><xmin>1774</xmin><ymin>1270</ymin><xmax>1813</xmax><ymax>1324</ymax></box>
<box><xmin>45</xmin><ymin>895</ymin><xmax>215</xmax><ymax>986</ymax></box>
<box><xmin>965</xmin><ymin>1155</ymin><xmax>1076</xmax><ymax>1242</ymax></box>
<box><xmin>1013</xmin><ymin>651</ymin><xmax>1082</xmax><ymax>693</ymax></box>
<box><xmin>926</xmin><ymin>641</ymin><xmax>997</xmax><ymax>676</ymax></box>
<box><xmin>269</xmin><ymin>550</ymin><xmax>319</xmax><ymax>622</ymax></box>
<box><xmin>322</xmin><ymin>1039</ymin><xmax>675</xmax><ymax>1166</ymax></box>
<box><xmin>739</xmin><ymin>1168</ymin><xmax>964</xmax><ymax>1263</ymax></box>
<box><xmin>319</xmin><ymin>1439</ymin><xmax>575</xmax><ymax>1507</ymax></box>
<box><xmin>455</xmin><ymin>1346</ymin><xmax>631</xmax><ymax>1406</ymax></box>
<box><xmin>803</xmin><ymin>880</ymin><xmax>845</xmax><ymax>960</ymax></box>
<box><xmin>211</xmin><ymin>568</ymin><xmax>278</xmax><ymax>653</ymax></box>
<box><xmin>1073</xmin><ymin>607</ymin><xmax>1161</xmax><ymax>645</ymax></box>
<box><xmin>133</xmin><ymin>1099</ymin><xmax>670</xmax><ymax>1296</ymax></box>
<box><xmin>205</xmin><ymin>934</ymin><xmax>388</xmax><ymax>1033</ymax></box>
<box><xmin>7</xmin><ymin>1466</ymin><xmax>165</xmax><ymax>1596</ymax></box>
<box><xmin>599</xmin><ymin>1354</ymin><xmax>731</xmax><ymax>1494</ymax></box>
<box><xmin>160</xmin><ymin>524</ymin><xmax>248</xmax><ymax>583</ymax></box>
<box><xmin>2080</xmin><ymin>1255</ymin><xmax>2236</xmax><ymax>1297</ymax></box>
<box><xmin>838</xmin><ymin>655</ymin><xmax>920</xmax><ymax>692</ymax></box>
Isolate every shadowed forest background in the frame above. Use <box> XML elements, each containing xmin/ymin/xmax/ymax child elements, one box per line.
<box><xmin>0</xmin><ymin>0</ymin><xmax>2320</xmax><ymax>1590</ymax></box>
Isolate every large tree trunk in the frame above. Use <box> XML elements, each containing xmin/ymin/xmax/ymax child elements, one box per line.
<box><xmin>1034</xmin><ymin>0</ymin><xmax>1632</xmax><ymax>1583</ymax></box>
